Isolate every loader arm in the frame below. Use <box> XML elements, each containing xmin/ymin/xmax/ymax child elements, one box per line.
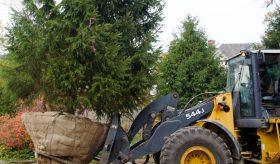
<box><xmin>100</xmin><ymin>95</ymin><xmax>214</xmax><ymax>163</ymax></box>
<box><xmin>100</xmin><ymin>93</ymin><xmax>179</xmax><ymax>163</ymax></box>
<box><xmin>128</xmin><ymin>93</ymin><xmax>179</xmax><ymax>141</ymax></box>
<box><xmin>129</xmin><ymin>98</ymin><xmax>214</xmax><ymax>161</ymax></box>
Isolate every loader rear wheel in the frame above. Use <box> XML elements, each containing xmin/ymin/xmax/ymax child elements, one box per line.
<box><xmin>160</xmin><ymin>127</ymin><xmax>233</xmax><ymax>164</ymax></box>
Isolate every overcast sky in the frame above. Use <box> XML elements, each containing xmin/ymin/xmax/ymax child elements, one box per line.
<box><xmin>0</xmin><ymin>0</ymin><xmax>275</xmax><ymax>51</ymax></box>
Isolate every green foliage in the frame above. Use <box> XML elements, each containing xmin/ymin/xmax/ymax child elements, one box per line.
<box><xmin>263</xmin><ymin>8</ymin><xmax>280</xmax><ymax>48</ymax></box>
<box><xmin>156</xmin><ymin>16</ymin><xmax>226</xmax><ymax>108</ymax></box>
<box><xmin>268</xmin><ymin>65</ymin><xmax>280</xmax><ymax>80</ymax></box>
<box><xmin>0</xmin><ymin>145</ymin><xmax>34</xmax><ymax>160</ymax></box>
<box><xmin>6</xmin><ymin>0</ymin><xmax>163</xmax><ymax>116</ymax></box>
<box><xmin>0</xmin><ymin>87</ymin><xmax>17</xmax><ymax>115</ymax></box>
<box><xmin>0</xmin><ymin>57</ymin><xmax>21</xmax><ymax>115</ymax></box>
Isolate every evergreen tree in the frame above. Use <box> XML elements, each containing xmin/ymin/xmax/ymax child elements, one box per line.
<box><xmin>6</xmin><ymin>0</ymin><xmax>163</xmax><ymax>116</ymax></box>
<box><xmin>263</xmin><ymin>8</ymin><xmax>280</xmax><ymax>48</ymax></box>
<box><xmin>156</xmin><ymin>16</ymin><xmax>226</xmax><ymax>108</ymax></box>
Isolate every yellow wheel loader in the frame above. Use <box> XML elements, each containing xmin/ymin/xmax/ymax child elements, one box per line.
<box><xmin>34</xmin><ymin>50</ymin><xmax>280</xmax><ymax>163</ymax></box>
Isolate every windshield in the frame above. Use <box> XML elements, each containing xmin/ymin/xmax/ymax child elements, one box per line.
<box><xmin>226</xmin><ymin>56</ymin><xmax>245</xmax><ymax>92</ymax></box>
<box><xmin>226</xmin><ymin>55</ymin><xmax>255</xmax><ymax>117</ymax></box>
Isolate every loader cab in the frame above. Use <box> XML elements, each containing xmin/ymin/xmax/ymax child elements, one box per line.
<box><xmin>226</xmin><ymin>50</ymin><xmax>280</xmax><ymax>128</ymax></box>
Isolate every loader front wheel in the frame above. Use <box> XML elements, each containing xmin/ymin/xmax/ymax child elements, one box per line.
<box><xmin>160</xmin><ymin>127</ymin><xmax>233</xmax><ymax>164</ymax></box>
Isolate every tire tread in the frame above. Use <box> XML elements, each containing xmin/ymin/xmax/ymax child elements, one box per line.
<box><xmin>160</xmin><ymin>126</ymin><xmax>233</xmax><ymax>164</ymax></box>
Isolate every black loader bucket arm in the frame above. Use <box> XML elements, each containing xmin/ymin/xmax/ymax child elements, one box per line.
<box><xmin>100</xmin><ymin>93</ymin><xmax>179</xmax><ymax>163</ymax></box>
<box><xmin>129</xmin><ymin>97</ymin><xmax>214</xmax><ymax>161</ymax></box>
<box><xmin>99</xmin><ymin>93</ymin><xmax>214</xmax><ymax>163</ymax></box>
<box><xmin>128</xmin><ymin>93</ymin><xmax>180</xmax><ymax>141</ymax></box>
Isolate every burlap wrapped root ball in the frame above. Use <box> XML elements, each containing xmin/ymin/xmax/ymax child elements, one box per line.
<box><xmin>22</xmin><ymin>112</ymin><xmax>108</xmax><ymax>163</ymax></box>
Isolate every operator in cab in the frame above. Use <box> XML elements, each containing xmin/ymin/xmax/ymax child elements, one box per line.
<box><xmin>260</xmin><ymin>64</ymin><xmax>280</xmax><ymax>105</ymax></box>
<box><xmin>259</xmin><ymin>66</ymin><xmax>273</xmax><ymax>98</ymax></box>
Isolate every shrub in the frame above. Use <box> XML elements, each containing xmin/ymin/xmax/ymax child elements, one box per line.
<box><xmin>0</xmin><ymin>107</ymin><xmax>39</xmax><ymax>160</ymax></box>
<box><xmin>0</xmin><ymin>109</ymin><xmax>34</xmax><ymax>149</ymax></box>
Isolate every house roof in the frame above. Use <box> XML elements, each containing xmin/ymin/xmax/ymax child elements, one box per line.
<box><xmin>217</xmin><ymin>43</ymin><xmax>252</xmax><ymax>59</ymax></box>
<box><xmin>251</xmin><ymin>49</ymin><xmax>280</xmax><ymax>54</ymax></box>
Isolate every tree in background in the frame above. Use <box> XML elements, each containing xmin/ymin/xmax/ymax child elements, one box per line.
<box><xmin>263</xmin><ymin>7</ymin><xmax>280</xmax><ymax>48</ymax></box>
<box><xmin>156</xmin><ymin>16</ymin><xmax>226</xmax><ymax>108</ymax></box>
<box><xmin>6</xmin><ymin>0</ymin><xmax>163</xmax><ymax>116</ymax></box>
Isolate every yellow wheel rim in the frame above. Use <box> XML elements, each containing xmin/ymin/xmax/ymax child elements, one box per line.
<box><xmin>180</xmin><ymin>146</ymin><xmax>216</xmax><ymax>164</ymax></box>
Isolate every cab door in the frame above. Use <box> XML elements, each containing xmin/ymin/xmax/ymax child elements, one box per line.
<box><xmin>227</xmin><ymin>52</ymin><xmax>266</xmax><ymax>128</ymax></box>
